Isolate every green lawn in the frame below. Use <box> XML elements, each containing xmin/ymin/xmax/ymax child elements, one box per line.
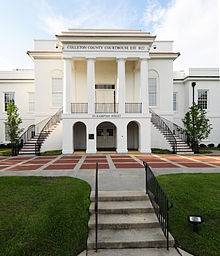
<box><xmin>40</xmin><ymin>150</ymin><xmax>62</xmax><ymax>156</ymax></box>
<box><xmin>0</xmin><ymin>176</ymin><xmax>91</xmax><ymax>256</ymax></box>
<box><xmin>151</xmin><ymin>148</ymin><xmax>173</xmax><ymax>154</ymax></box>
<box><xmin>157</xmin><ymin>173</ymin><xmax>220</xmax><ymax>256</ymax></box>
<box><xmin>0</xmin><ymin>148</ymin><xmax>11</xmax><ymax>156</ymax></box>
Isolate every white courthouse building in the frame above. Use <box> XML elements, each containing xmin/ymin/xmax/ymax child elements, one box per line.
<box><xmin>0</xmin><ymin>29</ymin><xmax>219</xmax><ymax>154</ymax></box>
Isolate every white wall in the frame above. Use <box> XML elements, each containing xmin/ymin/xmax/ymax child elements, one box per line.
<box><xmin>0</xmin><ymin>70</ymin><xmax>35</xmax><ymax>144</ymax></box>
<box><xmin>34</xmin><ymin>59</ymin><xmax>63</xmax><ymax>123</ymax></box>
<box><xmin>41</xmin><ymin>122</ymin><xmax>62</xmax><ymax>152</ymax></box>
<box><xmin>173</xmin><ymin>69</ymin><xmax>220</xmax><ymax>145</ymax></box>
<box><xmin>151</xmin><ymin>124</ymin><xmax>172</xmax><ymax>150</ymax></box>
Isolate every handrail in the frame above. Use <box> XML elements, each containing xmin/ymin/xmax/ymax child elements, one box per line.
<box><xmin>18</xmin><ymin>124</ymin><xmax>35</xmax><ymax>150</ymax></box>
<box><xmin>150</xmin><ymin>109</ymin><xmax>177</xmax><ymax>153</ymax></box>
<box><xmin>18</xmin><ymin>116</ymin><xmax>51</xmax><ymax>153</ymax></box>
<box><xmin>95</xmin><ymin>103</ymin><xmax>118</xmax><ymax>113</ymax></box>
<box><xmin>143</xmin><ymin>161</ymin><xmax>173</xmax><ymax>250</ymax></box>
<box><xmin>35</xmin><ymin>108</ymin><xmax>63</xmax><ymax>155</ymax></box>
<box><xmin>95</xmin><ymin>162</ymin><xmax>98</xmax><ymax>252</ymax></box>
<box><xmin>160</xmin><ymin>116</ymin><xmax>191</xmax><ymax>149</ymax></box>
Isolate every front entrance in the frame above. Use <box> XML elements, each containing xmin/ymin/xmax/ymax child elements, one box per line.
<box><xmin>127</xmin><ymin>121</ymin><xmax>139</xmax><ymax>150</ymax></box>
<box><xmin>97</xmin><ymin>122</ymin><xmax>116</xmax><ymax>151</ymax></box>
<box><xmin>73</xmin><ymin>122</ymin><xmax>86</xmax><ymax>151</ymax></box>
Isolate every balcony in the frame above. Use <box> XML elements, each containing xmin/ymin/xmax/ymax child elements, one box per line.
<box><xmin>95</xmin><ymin>103</ymin><xmax>118</xmax><ymax>113</ymax></box>
<box><xmin>71</xmin><ymin>103</ymin><xmax>88</xmax><ymax>113</ymax></box>
<box><xmin>125</xmin><ymin>103</ymin><xmax>142</xmax><ymax>113</ymax></box>
<box><xmin>70</xmin><ymin>103</ymin><xmax>142</xmax><ymax>114</ymax></box>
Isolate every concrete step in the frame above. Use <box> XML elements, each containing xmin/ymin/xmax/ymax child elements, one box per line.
<box><xmin>87</xmin><ymin>228</ymin><xmax>175</xmax><ymax>249</ymax></box>
<box><xmin>177</xmin><ymin>152</ymin><xmax>194</xmax><ymax>155</ymax></box>
<box><xmin>89</xmin><ymin>213</ymin><xmax>159</xmax><ymax>229</ymax></box>
<box><xmin>90</xmin><ymin>190</ymin><xmax>148</xmax><ymax>202</ymax></box>
<box><xmin>90</xmin><ymin>201</ymin><xmax>154</xmax><ymax>214</ymax></box>
<box><xmin>79</xmin><ymin>248</ymin><xmax>180</xmax><ymax>256</ymax></box>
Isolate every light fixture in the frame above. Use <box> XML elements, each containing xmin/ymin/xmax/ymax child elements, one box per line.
<box><xmin>188</xmin><ymin>215</ymin><xmax>203</xmax><ymax>232</ymax></box>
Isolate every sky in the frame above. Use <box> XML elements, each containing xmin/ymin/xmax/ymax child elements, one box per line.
<box><xmin>0</xmin><ymin>0</ymin><xmax>219</xmax><ymax>71</ymax></box>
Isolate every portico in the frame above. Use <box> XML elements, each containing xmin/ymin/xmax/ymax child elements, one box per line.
<box><xmin>58</xmin><ymin>29</ymin><xmax>155</xmax><ymax>154</ymax></box>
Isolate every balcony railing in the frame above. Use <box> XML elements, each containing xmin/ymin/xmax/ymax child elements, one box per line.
<box><xmin>125</xmin><ymin>103</ymin><xmax>142</xmax><ymax>113</ymax></box>
<box><xmin>71</xmin><ymin>103</ymin><xmax>88</xmax><ymax>113</ymax></box>
<box><xmin>95</xmin><ymin>103</ymin><xmax>118</xmax><ymax>113</ymax></box>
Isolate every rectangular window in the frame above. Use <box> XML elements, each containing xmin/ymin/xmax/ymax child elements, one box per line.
<box><xmin>97</xmin><ymin>129</ymin><xmax>104</xmax><ymax>136</ymax></box>
<box><xmin>95</xmin><ymin>84</ymin><xmax>115</xmax><ymax>89</ymax></box>
<box><xmin>198</xmin><ymin>90</ymin><xmax>208</xmax><ymax>109</ymax></box>
<box><xmin>148</xmin><ymin>78</ymin><xmax>157</xmax><ymax>106</ymax></box>
<box><xmin>5</xmin><ymin>123</ymin><xmax>10</xmax><ymax>141</ymax></box>
<box><xmin>4</xmin><ymin>92</ymin><xmax>15</xmax><ymax>111</ymax></box>
<box><xmin>52</xmin><ymin>78</ymin><xmax>63</xmax><ymax>107</ymax></box>
<box><xmin>28</xmin><ymin>92</ymin><xmax>35</xmax><ymax>112</ymax></box>
<box><xmin>173</xmin><ymin>92</ymin><xmax>177</xmax><ymax>111</ymax></box>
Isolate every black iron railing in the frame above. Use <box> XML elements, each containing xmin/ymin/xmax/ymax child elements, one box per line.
<box><xmin>150</xmin><ymin>109</ymin><xmax>177</xmax><ymax>153</ymax></box>
<box><xmin>35</xmin><ymin>108</ymin><xmax>62</xmax><ymax>155</ymax></box>
<box><xmin>71</xmin><ymin>103</ymin><xmax>88</xmax><ymax>113</ymax></box>
<box><xmin>95</xmin><ymin>162</ymin><xmax>98</xmax><ymax>252</ymax></box>
<box><xmin>125</xmin><ymin>103</ymin><xmax>142</xmax><ymax>113</ymax></box>
<box><xmin>160</xmin><ymin>116</ymin><xmax>191</xmax><ymax>149</ymax></box>
<box><xmin>143</xmin><ymin>162</ymin><xmax>173</xmax><ymax>250</ymax></box>
<box><xmin>18</xmin><ymin>124</ymin><xmax>35</xmax><ymax>150</ymax></box>
<box><xmin>95</xmin><ymin>103</ymin><xmax>118</xmax><ymax>113</ymax></box>
<box><xmin>18</xmin><ymin>116</ymin><xmax>51</xmax><ymax>153</ymax></box>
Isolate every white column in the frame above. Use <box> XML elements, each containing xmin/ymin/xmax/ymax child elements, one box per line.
<box><xmin>117</xmin><ymin>121</ymin><xmax>127</xmax><ymax>153</ymax></box>
<box><xmin>139</xmin><ymin>118</ymin><xmax>151</xmax><ymax>153</ymax></box>
<box><xmin>87</xmin><ymin>58</ymin><xmax>95</xmax><ymax>114</ymax></box>
<box><xmin>62</xmin><ymin>119</ymin><xmax>73</xmax><ymax>154</ymax></box>
<box><xmin>140</xmin><ymin>58</ymin><xmax>149</xmax><ymax>114</ymax></box>
<box><xmin>117</xmin><ymin>58</ymin><xmax>126</xmax><ymax>114</ymax></box>
<box><xmin>63</xmin><ymin>58</ymin><xmax>72</xmax><ymax>114</ymax></box>
<box><xmin>86</xmin><ymin>124</ymin><xmax>97</xmax><ymax>153</ymax></box>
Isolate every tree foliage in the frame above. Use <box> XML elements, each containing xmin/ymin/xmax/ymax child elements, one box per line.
<box><xmin>6</xmin><ymin>103</ymin><xmax>24</xmax><ymax>155</ymax></box>
<box><xmin>182</xmin><ymin>104</ymin><xmax>212</xmax><ymax>152</ymax></box>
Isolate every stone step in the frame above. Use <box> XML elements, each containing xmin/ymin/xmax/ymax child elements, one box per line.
<box><xmin>177</xmin><ymin>151</ymin><xmax>194</xmax><ymax>155</ymax></box>
<box><xmin>87</xmin><ymin>228</ymin><xmax>174</xmax><ymax>249</ymax></box>
<box><xmin>90</xmin><ymin>201</ymin><xmax>154</xmax><ymax>214</ymax></box>
<box><xmin>89</xmin><ymin>213</ymin><xmax>159</xmax><ymax>229</ymax></box>
<box><xmin>80</xmin><ymin>248</ymin><xmax>180</xmax><ymax>256</ymax></box>
<box><xmin>90</xmin><ymin>190</ymin><xmax>148</xmax><ymax>202</ymax></box>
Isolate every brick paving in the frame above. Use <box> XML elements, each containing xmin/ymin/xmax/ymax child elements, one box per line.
<box><xmin>1</xmin><ymin>154</ymin><xmax>220</xmax><ymax>172</ymax></box>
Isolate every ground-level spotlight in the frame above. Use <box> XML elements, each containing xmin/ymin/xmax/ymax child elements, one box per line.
<box><xmin>188</xmin><ymin>215</ymin><xmax>203</xmax><ymax>232</ymax></box>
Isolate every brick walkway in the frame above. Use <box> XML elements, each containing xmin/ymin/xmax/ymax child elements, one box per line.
<box><xmin>0</xmin><ymin>154</ymin><xmax>220</xmax><ymax>172</ymax></box>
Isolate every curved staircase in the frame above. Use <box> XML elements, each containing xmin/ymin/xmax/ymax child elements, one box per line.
<box><xmin>18</xmin><ymin>108</ymin><xmax>62</xmax><ymax>155</ymax></box>
<box><xmin>150</xmin><ymin>109</ymin><xmax>193</xmax><ymax>154</ymax></box>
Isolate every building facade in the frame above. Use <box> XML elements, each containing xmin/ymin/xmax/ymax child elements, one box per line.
<box><xmin>0</xmin><ymin>29</ymin><xmax>219</xmax><ymax>153</ymax></box>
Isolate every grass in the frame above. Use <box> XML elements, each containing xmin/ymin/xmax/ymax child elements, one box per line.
<box><xmin>199</xmin><ymin>147</ymin><xmax>220</xmax><ymax>154</ymax></box>
<box><xmin>40</xmin><ymin>150</ymin><xmax>62</xmax><ymax>156</ymax></box>
<box><xmin>199</xmin><ymin>148</ymin><xmax>212</xmax><ymax>154</ymax></box>
<box><xmin>0</xmin><ymin>176</ymin><xmax>91</xmax><ymax>256</ymax></box>
<box><xmin>157</xmin><ymin>173</ymin><xmax>220</xmax><ymax>256</ymax></box>
<box><xmin>0</xmin><ymin>148</ymin><xmax>11</xmax><ymax>156</ymax></box>
<box><xmin>151</xmin><ymin>148</ymin><xmax>173</xmax><ymax>154</ymax></box>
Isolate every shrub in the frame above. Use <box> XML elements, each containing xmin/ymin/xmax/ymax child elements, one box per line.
<box><xmin>208</xmin><ymin>143</ymin><xmax>215</xmax><ymax>148</ymax></box>
<box><xmin>217</xmin><ymin>143</ymin><xmax>220</xmax><ymax>148</ymax></box>
<box><xmin>199</xmin><ymin>144</ymin><xmax>207</xmax><ymax>148</ymax></box>
<box><xmin>0</xmin><ymin>143</ymin><xmax>11</xmax><ymax>148</ymax></box>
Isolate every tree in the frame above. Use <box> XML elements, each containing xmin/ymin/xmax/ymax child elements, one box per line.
<box><xmin>5</xmin><ymin>103</ymin><xmax>24</xmax><ymax>156</ymax></box>
<box><xmin>182</xmin><ymin>104</ymin><xmax>212</xmax><ymax>153</ymax></box>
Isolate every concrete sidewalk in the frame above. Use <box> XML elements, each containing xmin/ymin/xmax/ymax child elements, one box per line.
<box><xmin>1</xmin><ymin>166</ymin><xmax>219</xmax><ymax>191</ymax></box>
